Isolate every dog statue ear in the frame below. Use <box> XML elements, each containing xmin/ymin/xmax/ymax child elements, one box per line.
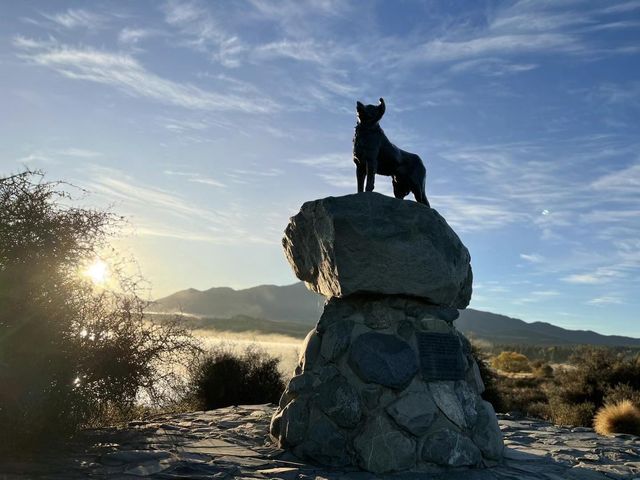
<box><xmin>373</xmin><ymin>97</ymin><xmax>386</xmax><ymax>122</ymax></box>
<box><xmin>356</xmin><ymin>101</ymin><xmax>365</xmax><ymax>112</ymax></box>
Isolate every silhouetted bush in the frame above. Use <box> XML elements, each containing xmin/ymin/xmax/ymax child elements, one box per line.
<box><xmin>491</xmin><ymin>351</ymin><xmax>532</xmax><ymax>373</ymax></box>
<box><xmin>189</xmin><ymin>344</ymin><xmax>285</xmax><ymax>409</ymax></box>
<box><xmin>0</xmin><ymin>171</ymin><xmax>197</xmax><ymax>452</ymax></box>
<box><xmin>594</xmin><ymin>400</ymin><xmax>640</xmax><ymax>436</ymax></box>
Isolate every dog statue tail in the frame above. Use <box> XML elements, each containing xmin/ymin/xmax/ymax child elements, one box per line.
<box><xmin>420</xmin><ymin>175</ymin><xmax>430</xmax><ymax>207</ymax></box>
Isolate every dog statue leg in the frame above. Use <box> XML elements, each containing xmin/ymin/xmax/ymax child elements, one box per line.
<box><xmin>365</xmin><ymin>157</ymin><xmax>377</xmax><ymax>192</ymax></box>
<box><xmin>356</xmin><ymin>164</ymin><xmax>366</xmax><ymax>193</ymax></box>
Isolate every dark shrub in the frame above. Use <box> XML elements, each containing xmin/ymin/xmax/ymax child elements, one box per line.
<box><xmin>190</xmin><ymin>344</ymin><xmax>285</xmax><ymax>409</ymax></box>
<box><xmin>532</xmin><ymin>361</ymin><xmax>554</xmax><ymax>379</ymax></box>
<box><xmin>546</xmin><ymin>347</ymin><xmax>640</xmax><ymax>427</ymax></box>
<box><xmin>497</xmin><ymin>376</ymin><xmax>549</xmax><ymax>417</ymax></box>
<box><xmin>548</xmin><ymin>399</ymin><xmax>595</xmax><ymax>427</ymax></box>
<box><xmin>0</xmin><ymin>171</ymin><xmax>197</xmax><ymax>452</ymax></box>
<box><xmin>471</xmin><ymin>343</ymin><xmax>504</xmax><ymax>411</ymax></box>
<box><xmin>604</xmin><ymin>383</ymin><xmax>640</xmax><ymax>408</ymax></box>
<box><xmin>470</xmin><ymin>344</ymin><xmax>640</xmax><ymax>426</ymax></box>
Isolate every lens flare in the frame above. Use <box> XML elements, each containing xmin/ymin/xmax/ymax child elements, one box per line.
<box><xmin>84</xmin><ymin>259</ymin><xmax>109</xmax><ymax>285</ymax></box>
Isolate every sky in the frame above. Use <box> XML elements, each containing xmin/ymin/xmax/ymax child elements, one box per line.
<box><xmin>1</xmin><ymin>0</ymin><xmax>639</xmax><ymax>336</ymax></box>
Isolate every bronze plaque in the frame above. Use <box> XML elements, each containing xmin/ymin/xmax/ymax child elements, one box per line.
<box><xmin>416</xmin><ymin>332</ymin><xmax>465</xmax><ymax>381</ymax></box>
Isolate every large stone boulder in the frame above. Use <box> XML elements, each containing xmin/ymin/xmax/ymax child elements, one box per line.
<box><xmin>283</xmin><ymin>193</ymin><xmax>472</xmax><ymax>308</ymax></box>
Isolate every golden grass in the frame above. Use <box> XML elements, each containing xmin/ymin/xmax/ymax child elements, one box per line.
<box><xmin>594</xmin><ymin>400</ymin><xmax>640</xmax><ymax>436</ymax></box>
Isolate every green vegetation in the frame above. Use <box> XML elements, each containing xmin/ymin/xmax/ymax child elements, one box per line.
<box><xmin>546</xmin><ymin>347</ymin><xmax>640</xmax><ymax>426</ymax></box>
<box><xmin>187</xmin><ymin>344</ymin><xmax>285</xmax><ymax>409</ymax></box>
<box><xmin>483</xmin><ymin>343</ymin><xmax>640</xmax><ymax>364</ymax></box>
<box><xmin>491</xmin><ymin>351</ymin><xmax>532</xmax><ymax>373</ymax></box>
<box><xmin>0</xmin><ymin>171</ymin><xmax>198</xmax><ymax>452</ymax></box>
<box><xmin>481</xmin><ymin>345</ymin><xmax>640</xmax><ymax>431</ymax></box>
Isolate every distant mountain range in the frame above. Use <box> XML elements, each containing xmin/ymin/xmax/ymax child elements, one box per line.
<box><xmin>154</xmin><ymin>282</ymin><xmax>640</xmax><ymax>347</ymax></box>
<box><xmin>456</xmin><ymin>309</ymin><xmax>640</xmax><ymax>347</ymax></box>
<box><xmin>155</xmin><ymin>282</ymin><xmax>325</xmax><ymax>323</ymax></box>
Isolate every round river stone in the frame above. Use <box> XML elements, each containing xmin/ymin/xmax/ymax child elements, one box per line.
<box><xmin>348</xmin><ymin>332</ymin><xmax>418</xmax><ymax>389</ymax></box>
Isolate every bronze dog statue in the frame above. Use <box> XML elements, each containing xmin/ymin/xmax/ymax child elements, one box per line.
<box><xmin>353</xmin><ymin>98</ymin><xmax>429</xmax><ymax>206</ymax></box>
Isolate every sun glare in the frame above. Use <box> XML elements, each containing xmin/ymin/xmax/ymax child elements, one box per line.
<box><xmin>84</xmin><ymin>259</ymin><xmax>109</xmax><ymax>285</ymax></box>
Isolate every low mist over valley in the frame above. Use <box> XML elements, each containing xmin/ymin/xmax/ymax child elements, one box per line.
<box><xmin>154</xmin><ymin>282</ymin><xmax>640</xmax><ymax>347</ymax></box>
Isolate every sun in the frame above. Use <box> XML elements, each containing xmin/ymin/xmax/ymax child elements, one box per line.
<box><xmin>84</xmin><ymin>259</ymin><xmax>109</xmax><ymax>285</ymax></box>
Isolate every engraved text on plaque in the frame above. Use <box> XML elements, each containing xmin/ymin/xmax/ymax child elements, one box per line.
<box><xmin>416</xmin><ymin>332</ymin><xmax>465</xmax><ymax>381</ymax></box>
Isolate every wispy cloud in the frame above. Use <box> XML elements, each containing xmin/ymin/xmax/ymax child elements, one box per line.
<box><xmin>246</xmin><ymin>0</ymin><xmax>351</xmax><ymax>34</ymax></box>
<box><xmin>164</xmin><ymin>170</ymin><xmax>226</xmax><ymax>188</ymax></box>
<box><xmin>449</xmin><ymin>58</ymin><xmax>538</xmax><ymax>77</ymax></box>
<box><xmin>291</xmin><ymin>152</ymin><xmax>357</xmax><ymax>189</ymax></box>
<box><xmin>292</xmin><ymin>152</ymin><xmax>349</xmax><ymax>169</ymax></box>
<box><xmin>433</xmin><ymin>194</ymin><xmax>525</xmax><ymax>232</ymax></box>
<box><xmin>592</xmin><ymin>161</ymin><xmax>640</xmax><ymax>194</ymax></box>
<box><xmin>513</xmin><ymin>289</ymin><xmax>561</xmax><ymax>304</ymax></box>
<box><xmin>253</xmin><ymin>39</ymin><xmax>336</xmax><ymax>65</ymax></box>
<box><xmin>439</xmin><ymin>139</ymin><xmax>639</xmax><ymax>236</ymax></box>
<box><xmin>165</xmin><ymin>168</ymin><xmax>281</xmax><ymax>189</ymax></box>
<box><xmin>162</xmin><ymin>118</ymin><xmax>211</xmax><ymax>133</ymax></box>
<box><xmin>562</xmin><ymin>268</ymin><xmax>623</xmax><ymax>285</ymax></box>
<box><xmin>229</xmin><ymin>167</ymin><xmax>283</xmax><ymax>178</ymax></box>
<box><xmin>118</xmin><ymin>27</ymin><xmax>157</xmax><ymax>46</ymax></box>
<box><xmin>587</xmin><ymin>295</ymin><xmax>624</xmax><ymax>306</ymax></box>
<box><xmin>316</xmin><ymin>171</ymin><xmax>354</xmax><ymax>189</ymax></box>
<box><xmin>159</xmin><ymin>0</ymin><xmax>359</xmax><ymax>106</ymax></box>
<box><xmin>520</xmin><ymin>253</ymin><xmax>545</xmax><ymax>263</ymax></box>
<box><xmin>408</xmin><ymin>34</ymin><xmax>581</xmax><ymax>65</ymax></box>
<box><xmin>393</xmin><ymin>0</ymin><xmax>639</xmax><ymax>76</ymax></box>
<box><xmin>16</xmin><ymin>152</ymin><xmax>57</xmax><ymax>165</ymax></box>
<box><xmin>81</xmin><ymin>167</ymin><xmax>277</xmax><ymax>245</ymax></box>
<box><xmin>41</xmin><ymin>8</ymin><xmax>107</xmax><ymax>30</ymax></box>
<box><xmin>16</xmin><ymin>147</ymin><xmax>102</xmax><ymax>165</ymax></box>
<box><xmin>162</xmin><ymin>0</ymin><xmax>248</xmax><ymax>68</ymax></box>
<box><xmin>531</xmin><ymin>290</ymin><xmax>560</xmax><ymax>297</ymax></box>
<box><xmin>58</xmin><ymin>147</ymin><xmax>102</xmax><ymax>158</ymax></box>
<box><xmin>189</xmin><ymin>177</ymin><xmax>226</xmax><ymax>188</ymax></box>
<box><xmin>14</xmin><ymin>37</ymin><xmax>277</xmax><ymax>113</ymax></box>
<box><xmin>88</xmin><ymin>170</ymin><xmax>219</xmax><ymax>221</ymax></box>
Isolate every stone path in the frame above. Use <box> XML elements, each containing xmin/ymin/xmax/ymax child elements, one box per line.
<box><xmin>1</xmin><ymin>405</ymin><xmax>638</xmax><ymax>479</ymax></box>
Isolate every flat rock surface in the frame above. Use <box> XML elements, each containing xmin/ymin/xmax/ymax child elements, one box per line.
<box><xmin>2</xmin><ymin>406</ymin><xmax>638</xmax><ymax>479</ymax></box>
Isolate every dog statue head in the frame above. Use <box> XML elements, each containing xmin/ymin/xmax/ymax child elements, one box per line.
<box><xmin>356</xmin><ymin>98</ymin><xmax>386</xmax><ymax>126</ymax></box>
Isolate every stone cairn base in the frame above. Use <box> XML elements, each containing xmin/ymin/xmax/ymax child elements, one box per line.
<box><xmin>270</xmin><ymin>296</ymin><xmax>503</xmax><ymax>473</ymax></box>
<box><xmin>269</xmin><ymin>193</ymin><xmax>504</xmax><ymax>474</ymax></box>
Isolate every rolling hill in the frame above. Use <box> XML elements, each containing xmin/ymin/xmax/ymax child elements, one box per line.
<box><xmin>154</xmin><ymin>282</ymin><xmax>324</xmax><ymax>324</ymax></box>
<box><xmin>456</xmin><ymin>309</ymin><xmax>640</xmax><ymax>347</ymax></box>
<box><xmin>154</xmin><ymin>282</ymin><xmax>640</xmax><ymax>347</ymax></box>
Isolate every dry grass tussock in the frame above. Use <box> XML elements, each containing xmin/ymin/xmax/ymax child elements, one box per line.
<box><xmin>594</xmin><ymin>400</ymin><xmax>640</xmax><ymax>436</ymax></box>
